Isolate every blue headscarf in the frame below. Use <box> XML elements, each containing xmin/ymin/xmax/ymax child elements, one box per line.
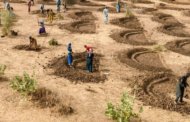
<box><xmin>67</xmin><ymin>43</ymin><xmax>72</xmax><ymax>51</ymax></box>
<box><xmin>41</xmin><ymin>4</ymin><xmax>44</xmax><ymax>9</ymax></box>
<box><xmin>57</xmin><ymin>0</ymin><xmax>61</xmax><ymax>6</ymax></box>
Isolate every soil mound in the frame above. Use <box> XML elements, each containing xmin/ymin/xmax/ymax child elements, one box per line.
<box><xmin>165</xmin><ymin>39</ymin><xmax>190</xmax><ymax>56</ymax></box>
<box><xmin>31</xmin><ymin>10</ymin><xmax>56</xmax><ymax>18</ymax></box>
<box><xmin>78</xmin><ymin>1</ymin><xmax>104</xmax><ymax>6</ymax></box>
<box><xmin>156</xmin><ymin>3</ymin><xmax>190</xmax><ymax>10</ymax></box>
<box><xmin>31</xmin><ymin>10</ymin><xmax>47</xmax><ymax>18</ymax></box>
<box><xmin>137</xmin><ymin>0</ymin><xmax>154</xmax><ymax>4</ymax></box>
<box><xmin>110</xmin><ymin>17</ymin><xmax>143</xmax><ymax>30</ymax></box>
<box><xmin>28</xmin><ymin>87</ymin><xmax>73</xmax><ymax>115</ymax></box>
<box><xmin>68</xmin><ymin>11</ymin><xmax>96</xmax><ymax>20</ymax></box>
<box><xmin>47</xmin><ymin>52</ymin><xmax>106</xmax><ymax>83</ymax></box>
<box><xmin>152</xmin><ymin>12</ymin><xmax>190</xmax><ymax>37</ymax></box>
<box><xmin>159</xmin><ymin>0</ymin><xmax>190</xmax><ymax>5</ymax></box>
<box><xmin>93</xmin><ymin>0</ymin><xmax>116</xmax><ymax>2</ymax></box>
<box><xmin>98</xmin><ymin>7</ymin><xmax>124</xmax><ymax>13</ymax></box>
<box><xmin>0</xmin><ymin>0</ymin><xmax>26</xmax><ymax>3</ymax></box>
<box><xmin>131</xmin><ymin>73</ymin><xmax>190</xmax><ymax>115</ymax></box>
<box><xmin>110</xmin><ymin>30</ymin><xmax>154</xmax><ymax>45</ymax></box>
<box><xmin>13</xmin><ymin>45</ymin><xmax>46</xmax><ymax>52</ymax></box>
<box><xmin>183</xmin><ymin>10</ymin><xmax>190</xmax><ymax>16</ymax></box>
<box><xmin>60</xmin><ymin>21</ymin><xmax>96</xmax><ymax>34</ymax></box>
<box><xmin>37</xmin><ymin>0</ymin><xmax>56</xmax><ymax>5</ymax></box>
<box><xmin>118</xmin><ymin>48</ymin><xmax>171</xmax><ymax>72</ymax></box>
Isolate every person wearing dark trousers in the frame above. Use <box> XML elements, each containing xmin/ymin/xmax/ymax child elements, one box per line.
<box><xmin>87</xmin><ymin>49</ymin><xmax>94</xmax><ymax>73</ymax></box>
<box><xmin>174</xmin><ymin>73</ymin><xmax>189</xmax><ymax>104</ymax></box>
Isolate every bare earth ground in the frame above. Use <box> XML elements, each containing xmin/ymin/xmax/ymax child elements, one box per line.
<box><xmin>0</xmin><ymin>0</ymin><xmax>190</xmax><ymax>122</ymax></box>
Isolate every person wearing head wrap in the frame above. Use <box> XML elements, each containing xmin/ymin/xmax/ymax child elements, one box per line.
<box><xmin>28</xmin><ymin>2</ymin><xmax>31</xmax><ymax>13</ymax></box>
<box><xmin>48</xmin><ymin>9</ymin><xmax>54</xmax><ymax>23</ymax></box>
<box><xmin>28</xmin><ymin>36</ymin><xmax>37</xmax><ymax>51</ymax></box>
<box><xmin>4</xmin><ymin>2</ymin><xmax>10</xmax><ymax>10</ymax></box>
<box><xmin>103</xmin><ymin>7</ymin><xmax>109</xmax><ymax>24</ymax></box>
<box><xmin>40</xmin><ymin>4</ymin><xmax>44</xmax><ymax>13</ymax></box>
<box><xmin>86</xmin><ymin>49</ymin><xmax>94</xmax><ymax>72</ymax></box>
<box><xmin>39</xmin><ymin>20</ymin><xmax>46</xmax><ymax>34</ymax></box>
<box><xmin>57</xmin><ymin>0</ymin><xmax>61</xmax><ymax>12</ymax></box>
<box><xmin>174</xmin><ymin>73</ymin><xmax>190</xmax><ymax>104</ymax></box>
<box><xmin>67</xmin><ymin>43</ymin><xmax>73</xmax><ymax>67</ymax></box>
<box><xmin>116</xmin><ymin>1</ymin><xmax>120</xmax><ymax>13</ymax></box>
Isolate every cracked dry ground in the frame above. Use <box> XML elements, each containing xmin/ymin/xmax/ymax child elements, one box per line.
<box><xmin>1</xmin><ymin>0</ymin><xmax>190</xmax><ymax>122</ymax></box>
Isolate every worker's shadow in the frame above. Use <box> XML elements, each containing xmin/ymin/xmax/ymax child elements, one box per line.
<box><xmin>37</xmin><ymin>33</ymin><xmax>49</xmax><ymax>37</ymax></box>
<box><xmin>13</xmin><ymin>44</ymin><xmax>47</xmax><ymax>52</ymax></box>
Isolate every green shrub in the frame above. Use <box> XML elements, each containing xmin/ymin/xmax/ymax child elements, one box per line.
<box><xmin>125</xmin><ymin>7</ymin><xmax>135</xmax><ymax>18</ymax></box>
<box><xmin>0</xmin><ymin>65</ymin><xmax>7</xmax><ymax>79</ymax></box>
<box><xmin>49</xmin><ymin>38</ymin><xmax>58</xmax><ymax>45</ymax></box>
<box><xmin>152</xmin><ymin>44</ymin><xmax>163</xmax><ymax>51</ymax></box>
<box><xmin>1</xmin><ymin>10</ymin><xmax>13</xmax><ymax>35</ymax></box>
<box><xmin>10</xmin><ymin>71</ymin><xmax>37</xmax><ymax>96</ymax></box>
<box><xmin>105</xmin><ymin>85</ymin><xmax>143</xmax><ymax>122</ymax></box>
<box><xmin>57</xmin><ymin>13</ymin><xmax>64</xmax><ymax>20</ymax></box>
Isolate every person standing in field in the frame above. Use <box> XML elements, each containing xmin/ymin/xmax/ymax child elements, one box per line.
<box><xmin>28</xmin><ymin>2</ymin><xmax>31</xmax><ymax>14</ymax></box>
<box><xmin>174</xmin><ymin>73</ymin><xmax>189</xmax><ymax>104</ymax></box>
<box><xmin>40</xmin><ymin>4</ymin><xmax>44</xmax><ymax>13</ymax></box>
<box><xmin>4</xmin><ymin>2</ymin><xmax>10</xmax><ymax>10</ymax></box>
<box><xmin>116</xmin><ymin>1</ymin><xmax>120</xmax><ymax>12</ymax></box>
<box><xmin>103</xmin><ymin>7</ymin><xmax>108</xmax><ymax>24</ymax></box>
<box><xmin>57</xmin><ymin>0</ymin><xmax>61</xmax><ymax>12</ymax></box>
<box><xmin>67</xmin><ymin>43</ymin><xmax>73</xmax><ymax>67</ymax></box>
<box><xmin>48</xmin><ymin>9</ymin><xmax>53</xmax><ymax>23</ymax></box>
<box><xmin>87</xmin><ymin>49</ymin><xmax>94</xmax><ymax>73</ymax></box>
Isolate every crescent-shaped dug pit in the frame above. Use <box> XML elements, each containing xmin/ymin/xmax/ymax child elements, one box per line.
<box><xmin>165</xmin><ymin>39</ymin><xmax>190</xmax><ymax>56</ymax></box>
<box><xmin>118</xmin><ymin>48</ymin><xmax>171</xmax><ymax>72</ymax></box>
<box><xmin>110</xmin><ymin>30</ymin><xmax>154</xmax><ymax>45</ymax></box>
<box><xmin>132</xmin><ymin>73</ymin><xmax>190</xmax><ymax>115</ymax></box>
<box><xmin>47</xmin><ymin>52</ymin><xmax>106</xmax><ymax>83</ymax></box>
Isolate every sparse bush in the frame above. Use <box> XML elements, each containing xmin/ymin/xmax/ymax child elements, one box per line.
<box><xmin>0</xmin><ymin>65</ymin><xmax>7</xmax><ymax>79</ymax></box>
<box><xmin>1</xmin><ymin>10</ymin><xmax>13</xmax><ymax>35</ymax></box>
<box><xmin>57</xmin><ymin>13</ymin><xmax>64</xmax><ymax>20</ymax></box>
<box><xmin>10</xmin><ymin>71</ymin><xmax>37</xmax><ymax>96</ymax></box>
<box><xmin>125</xmin><ymin>7</ymin><xmax>135</xmax><ymax>18</ymax></box>
<box><xmin>49</xmin><ymin>38</ymin><xmax>58</xmax><ymax>45</ymax></box>
<box><xmin>152</xmin><ymin>44</ymin><xmax>163</xmax><ymax>51</ymax></box>
<box><xmin>105</xmin><ymin>85</ymin><xmax>143</xmax><ymax>122</ymax></box>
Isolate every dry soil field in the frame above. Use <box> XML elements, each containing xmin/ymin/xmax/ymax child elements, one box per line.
<box><xmin>0</xmin><ymin>0</ymin><xmax>190</xmax><ymax>122</ymax></box>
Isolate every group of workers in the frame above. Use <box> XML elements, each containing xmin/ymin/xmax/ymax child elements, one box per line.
<box><xmin>103</xmin><ymin>1</ymin><xmax>121</xmax><ymax>24</ymax></box>
<box><xmin>1</xmin><ymin>0</ymin><xmax>190</xmax><ymax>104</ymax></box>
<box><xmin>67</xmin><ymin>44</ymin><xmax>94</xmax><ymax>72</ymax></box>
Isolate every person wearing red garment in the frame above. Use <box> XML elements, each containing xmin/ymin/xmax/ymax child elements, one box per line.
<box><xmin>84</xmin><ymin>45</ymin><xmax>93</xmax><ymax>52</ymax></box>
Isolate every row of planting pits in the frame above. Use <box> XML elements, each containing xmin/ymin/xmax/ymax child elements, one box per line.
<box><xmin>6</xmin><ymin>0</ymin><xmax>190</xmax><ymax>116</ymax></box>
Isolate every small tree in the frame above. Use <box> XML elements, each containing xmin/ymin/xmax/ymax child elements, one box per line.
<box><xmin>49</xmin><ymin>38</ymin><xmax>58</xmax><ymax>45</ymax></box>
<box><xmin>0</xmin><ymin>65</ymin><xmax>7</xmax><ymax>79</ymax></box>
<box><xmin>105</xmin><ymin>85</ymin><xmax>143</xmax><ymax>122</ymax></box>
<box><xmin>10</xmin><ymin>71</ymin><xmax>37</xmax><ymax>96</ymax></box>
<box><xmin>152</xmin><ymin>44</ymin><xmax>163</xmax><ymax>52</ymax></box>
<box><xmin>125</xmin><ymin>7</ymin><xmax>135</xmax><ymax>18</ymax></box>
<box><xmin>57</xmin><ymin>13</ymin><xmax>64</xmax><ymax>20</ymax></box>
<box><xmin>1</xmin><ymin>10</ymin><xmax>13</xmax><ymax>35</ymax></box>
